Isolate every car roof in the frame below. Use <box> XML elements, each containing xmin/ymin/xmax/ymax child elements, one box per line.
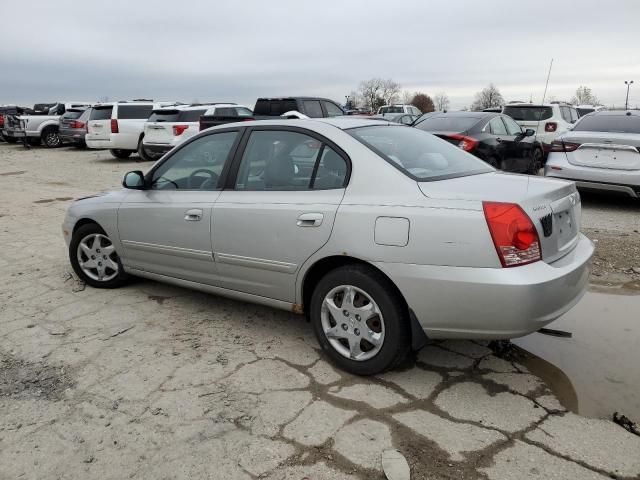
<box><xmin>588</xmin><ymin>110</ymin><xmax>639</xmax><ymax>117</ymax></box>
<box><xmin>424</xmin><ymin>111</ymin><xmax>496</xmax><ymax>118</ymax></box>
<box><xmin>256</xmin><ymin>96</ymin><xmax>338</xmax><ymax>102</ymax></box>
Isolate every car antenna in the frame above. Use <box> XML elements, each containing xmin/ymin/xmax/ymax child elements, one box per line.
<box><xmin>536</xmin><ymin>58</ymin><xmax>554</xmax><ymax>138</ymax></box>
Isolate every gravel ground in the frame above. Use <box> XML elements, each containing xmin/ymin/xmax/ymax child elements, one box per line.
<box><xmin>1</xmin><ymin>143</ymin><xmax>639</xmax><ymax>479</ymax></box>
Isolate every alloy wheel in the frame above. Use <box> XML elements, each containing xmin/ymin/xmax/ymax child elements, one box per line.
<box><xmin>320</xmin><ymin>285</ymin><xmax>385</xmax><ymax>361</ymax></box>
<box><xmin>76</xmin><ymin>233</ymin><xmax>119</xmax><ymax>282</ymax></box>
<box><xmin>45</xmin><ymin>132</ymin><xmax>61</xmax><ymax>147</ymax></box>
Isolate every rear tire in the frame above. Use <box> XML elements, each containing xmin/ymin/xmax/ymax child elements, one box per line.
<box><xmin>110</xmin><ymin>149</ymin><xmax>132</xmax><ymax>159</ymax></box>
<box><xmin>69</xmin><ymin>223</ymin><xmax>128</xmax><ymax>289</ymax></box>
<box><xmin>137</xmin><ymin>137</ymin><xmax>153</xmax><ymax>161</ymax></box>
<box><xmin>310</xmin><ymin>264</ymin><xmax>410</xmax><ymax>375</ymax></box>
<box><xmin>41</xmin><ymin>127</ymin><xmax>61</xmax><ymax>148</ymax></box>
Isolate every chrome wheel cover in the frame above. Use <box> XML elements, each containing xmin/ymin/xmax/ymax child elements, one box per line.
<box><xmin>76</xmin><ymin>233</ymin><xmax>119</xmax><ymax>282</ymax></box>
<box><xmin>321</xmin><ymin>285</ymin><xmax>385</xmax><ymax>361</ymax></box>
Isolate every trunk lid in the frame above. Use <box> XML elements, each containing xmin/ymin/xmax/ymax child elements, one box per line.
<box><xmin>419</xmin><ymin>172</ymin><xmax>580</xmax><ymax>263</ymax></box>
<box><xmin>560</xmin><ymin>131</ymin><xmax>640</xmax><ymax>170</ymax></box>
<box><xmin>87</xmin><ymin>106</ymin><xmax>113</xmax><ymax>141</ymax></box>
<box><xmin>144</xmin><ymin>109</ymin><xmax>181</xmax><ymax>144</ymax></box>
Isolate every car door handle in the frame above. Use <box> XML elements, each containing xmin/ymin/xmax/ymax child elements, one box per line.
<box><xmin>184</xmin><ymin>209</ymin><xmax>203</xmax><ymax>221</ymax></box>
<box><xmin>297</xmin><ymin>213</ymin><xmax>324</xmax><ymax>227</ymax></box>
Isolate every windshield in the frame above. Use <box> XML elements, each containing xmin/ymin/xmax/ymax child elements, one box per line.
<box><xmin>349</xmin><ymin>125</ymin><xmax>493</xmax><ymax>181</ymax></box>
<box><xmin>503</xmin><ymin>106</ymin><xmax>552</xmax><ymax>121</ymax></box>
<box><xmin>413</xmin><ymin>116</ymin><xmax>480</xmax><ymax>132</ymax></box>
<box><xmin>573</xmin><ymin>114</ymin><xmax>640</xmax><ymax>134</ymax></box>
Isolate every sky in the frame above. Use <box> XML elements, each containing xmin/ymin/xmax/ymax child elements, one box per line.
<box><xmin>1</xmin><ymin>0</ymin><xmax>639</xmax><ymax>110</ymax></box>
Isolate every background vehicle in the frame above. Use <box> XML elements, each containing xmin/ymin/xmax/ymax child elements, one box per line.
<box><xmin>63</xmin><ymin>118</ymin><xmax>592</xmax><ymax>375</ymax></box>
<box><xmin>142</xmin><ymin>103</ymin><xmax>253</xmax><ymax>160</ymax></box>
<box><xmin>377</xmin><ymin>104</ymin><xmax>422</xmax><ymax>116</ymax></box>
<box><xmin>503</xmin><ymin>102</ymin><xmax>579</xmax><ymax>154</ymax></box>
<box><xmin>86</xmin><ymin>100</ymin><xmax>179</xmax><ymax>159</ymax></box>
<box><xmin>59</xmin><ymin>107</ymin><xmax>92</xmax><ymax>147</ymax></box>
<box><xmin>413</xmin><ymin>111</ymin><xmax>543</xmax><ymax>173</ymax></box>
<box><xmin>482</xmin><ymin>106</ymin><xmax>503</xmax><ymax>113</ymax></box>
<box><xmin>253</xmin><ymin>97</ymin><xmax>345</xmax><ymax>118</ymax></box>
<box><xmin>545</xmin><ymin>110</ymin><xmax>640</xmax><ymax>197</ymax></box>
<box><xmin>378</xmin><ymin>113</ymin><xmax>420</xmax><ymax>125</ymax></box>
<box><xmin>576</xmin><ymin>105</ymin><xmax>606</xmax><ymax>117</ymax></box>
<box><xmin>2</xmin><ymin>102</ymin><xmax>92</xmax><ymax>147</ymax></box>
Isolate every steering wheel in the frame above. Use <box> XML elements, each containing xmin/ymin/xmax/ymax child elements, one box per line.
<box><xmin>187</xmin><ymin>169</ymin><xmax>218</xmax><ymax>190</ymax></box>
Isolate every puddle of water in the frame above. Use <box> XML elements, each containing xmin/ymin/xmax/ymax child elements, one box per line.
<box><xmin>514</xmin><ymin>290</ymin><xmax>640</xmax><ymax>420</ymax></box>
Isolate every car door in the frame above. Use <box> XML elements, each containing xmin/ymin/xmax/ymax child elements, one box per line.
<box><xmin>117</xmin><ymin>130</ymin><xmax>241</xmax><ymax>284</ymax></box>
<box><xmin>116</xmin><ymin>104</ymin><xmax>154</xmax><ymax>150</ymax></box>
<box><xmin>212</xmin><ymin>127</ymin><xmax>349</xmax><ymax>302</ymax></box>
<box><xmin>502</xmin><ymin>115</ymin><xmax>535</xmax><ymax>172</ymax></box>
<box><xmin>485</xmin><ymin>116</ymin><xmax>511</xmax><ymax>169</ymax></box>
<box><xmin>86</xmin><ymin>105</ymin><xmax>113</xmax><ymax>143</ymax></box>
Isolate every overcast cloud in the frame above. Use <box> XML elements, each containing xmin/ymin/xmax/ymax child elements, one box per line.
<box><xmin>1</xmin><ymin>0</ymin><xmax>639</xmax><ymax>109</ymax></box>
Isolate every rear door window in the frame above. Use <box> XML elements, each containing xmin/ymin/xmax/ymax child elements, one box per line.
<box><xmin>118</xmin><ymin>105</ymin><xmax>153</xmax><ymax>120</ymax></box>
<box><xmin>502</xmin><ymin>116</ymin><xmax>523</xmax><ymax>135</ymax></box>
<box><xmin>503</xmin><ymin>106</ymin><xmax>553</xmax><ymax>121</ymax></box>
<box><xmin>322</xmin><ymin>101</ymin><xmax>343</xmax><ymax>117</ymax></box>
<box><xmin>302</xmin><ymin>100</ymin><xmax>323</xmax><ymax>118</ymax></box>
<box><xmin>90</xmin><ymin>107</ymin><xmax>113</xmax><ymax>120</ymax></box>
<box><xmin>569</xmin><ymin>108</ymin><xmax>579</xmax><ymax>123</ymax></box>
<box><xmin>488</xmin><ymin>117</ymin><xmax>507</xmax><ymax>135</ymax></box>
<box><xmin>235</xmin><ymin>107</ymin><xmax>254</xmax><ymax>117</ymax></box>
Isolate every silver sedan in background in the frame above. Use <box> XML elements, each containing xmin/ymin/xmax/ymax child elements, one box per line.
<box><xmin>63</xmin><ymin>118</ymin><xmax>593</xmax><ymax>375</ymax></box>
<box><xmin>545</xmin><ymin>110</ymin><xmax>640</xmax><ymax>197</ymax></box>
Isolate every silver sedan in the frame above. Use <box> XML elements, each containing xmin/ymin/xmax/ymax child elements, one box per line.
<box><xmin>62</xmin><ymin>118</ymin><xmax>593</xmax><ymax>374</ymax></box>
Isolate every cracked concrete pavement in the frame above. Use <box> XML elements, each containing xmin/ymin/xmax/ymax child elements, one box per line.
<box><xmin>1</xmin><ymin>145</ymin><xmax>639</xmax><ymax>479</ymax></box>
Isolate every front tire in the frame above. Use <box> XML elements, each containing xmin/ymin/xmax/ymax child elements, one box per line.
<box><xmin>41</xmin><ymin>127</ymin><xmax>61</xmax><ymax>148</ymax></box>
<box><xmin>110</xmin><ymin>149</ymin><xmax>132</xmax><ymax>159</ymax></box>
<box><xmin>310</xmin><ymin>265</ymin><xmax>410</xmax><ymax>375</ymax></box>
<box><xmin>69</xmin><ymin>224</ymin><xmax>128</xmax><ymax>289</ymax></box>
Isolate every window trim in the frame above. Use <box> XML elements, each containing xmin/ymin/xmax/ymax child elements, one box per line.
<box><xmin>144</xmin><ymin>127</ymin><xmax>244</xmax><ymax>191</ymax></box>
<box><xmin>223</xmin><ymin>125</ymin><xmax>352</xmax><ymax>191</ymax></box>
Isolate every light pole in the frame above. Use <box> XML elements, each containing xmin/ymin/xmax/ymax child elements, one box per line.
<box><xmin>345</xmin><ymin>95</ymin><xmax>350</xmax><ymax>110</ymax></box>
<box><xmin>625</xmin><ymin>80</ymin><xmax>634</xmax><ymax>110</ymax></box>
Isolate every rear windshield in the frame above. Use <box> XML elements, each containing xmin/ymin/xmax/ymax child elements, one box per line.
<box><xmin>503</xmin><ymin>106</ymin><xmax>553</xmax><ymax>121</ymax></box>
<box><xmin>117</xmin><ymin>104</ymin><xmax>153</xmax><ymax>120</ymax></box>
<box><xmin>379</xmin><ymin>106</ymin><xmax>405</xmax><ymax>114</ymax></box>
<box><xmin>413</xmin><ymin>116</ymin><xmax>481</xmax><ymax>132</ymax></box>
<box><xmin>61</xmin><ymin>110</ymin><xmax>84</xmax><ymax>120</ymax></box>
<box><xmin>254</xmin><ymin>99</ymin><xmax>298</xmax><ymax>116</ymax></box>
<box><xmin>178</xmin><ymin>109</ymin><xmax>207</xmax><ymax>122</ymax></box>
<box><xmin>349</xmin><ymin>125</ymin><xmax>492</xmax><ymax>181</ymax></box>
<box><xmin>573</xmin><ymin>115</ymin><xmax>640</xmax><ymax>134</ymax></box>
<box><xmin>90</xmin><ymin>106</ymin><xmax>113</xmax><ymax>120</ymax></box>
<box><xmin>148</xmin><ymin>110</ymin><xmax>180</xmax><ymax>122</ymax></box>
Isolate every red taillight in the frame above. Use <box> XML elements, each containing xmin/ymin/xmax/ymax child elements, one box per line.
<box><xmin>447</xmin><ymin>134</ymin><xmax>479</xmax><ymax>152</ymax></box>
<box><xmin>483</xmin><ymin>202</ymin><xmax>541</xmax><ymax>268</ymax></box>
<box><xmin>111</xmin><ymin>119</ymin><xmax>119</xmax><ymax>133</ymax></box>
<box><xmin>173</xmin><ymin>124</ymin><xmax>189</xmax><ymax>136</ymax></box>
<box><xmin>70</xmin><ymin>121</ymin><xmax>85</xmax><ymax>129</ymax></box>
<box><xmin>550</xmin><ymin>140</ymin><xmax>580</xmax><ymax>152</ymax></box>
<box><xmin>0</xmin><ymin>115</ymin><xmax>4</xmax><ymax>127</ymax></box>
<box><xmin>544</xmin><ymin>122</ymin><xmax>557</xmax><ymax>132</ymax></box>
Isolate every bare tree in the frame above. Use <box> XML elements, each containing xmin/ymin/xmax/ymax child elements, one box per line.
<box><xmin>411</xmin><ymin>92</ymin><xmax>435</xmax><ymax>113</ymax></box>
<box><xmin>471</xmin><ymin>84</ymin><xmax>504</xmax><ymax>111</ymax></box>
<box><xmin>358</xmin><ymin>78</ymin><xmax>384</xmax><ymax>112</ymax></box>
<box><xmin>434</xmin><ymin>92</ymin><xmax>450</xmax><ymax>111</ymax></box>
<box><xmin>401</xmin><ymin>90</ymin><xmax>413</xmax><ymax>105</ymax></box>
<box><xmin>570</xmin><ymin>86</ymin><xmax>599</xmax><ymax>105</ymax></box>
<box><xmin>380</xmin><ymin>79</ymin><xmax>401</xmax><ymax>105</ymax></box>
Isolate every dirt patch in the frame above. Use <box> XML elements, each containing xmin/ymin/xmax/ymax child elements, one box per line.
<box><xmin>583</xmin><ymin>228</ymin><xmax>640</xmax><ymax>286</ymax></box>
<box><xmin>0</xmin><ymin>351</ymin><xmax>74</xmax><ymax>401</ymax></box>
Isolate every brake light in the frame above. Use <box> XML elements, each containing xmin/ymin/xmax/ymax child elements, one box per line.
<box><xmin>447</xmin><ymin>134</ymin><xmax>479</xmax><ymax>152</ymax></box>
<box><xmin>483</xmin><ymin>202</ymin><xmax>541</xmax><ymax>267</ymax></box>
<box><xmin>173</xmin><ymin>124</ymin><xmax>189</xmax><ymax>136</ymax></box>
<box><xmin>545</xmin><ymin>122</ymin><xmax>557</xmax><ymax>132</ymax></box>
<box><xmin>550</xmin><ymin>140</ymin><xmax>580</xmax><ymax>152</ymax></box>
<box><xmin>111</xmin><ymin>119</ymin><xmax>119</xmax><ymax>133</ymax></box>
<box><xmin>0</xmin><ymin>115</ymin><xmax>4</xmax><ymax>127</ymax></box>
<box><xmin>70</xmin><ymin>121</ymin><xmax>85</xmax><ymax>129</ymax></box>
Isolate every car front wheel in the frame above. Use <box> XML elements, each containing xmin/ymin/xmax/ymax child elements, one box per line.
<box><xmin>110</xmin><ymin>149</ymin><xmax>132</xmax><ymax>159</ymax></box>
<box><xmin>310</xmin><ymin>265</ymin><xmax>410</xmax><ymax>375</ymax></box>
<box><xmin>69</xmin><ymin>224</ymin><xmax>128</xmax><ymax>288</ymax></box>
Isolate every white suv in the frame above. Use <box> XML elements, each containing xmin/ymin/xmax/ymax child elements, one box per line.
<box><xmin>86</xmin><ymin>100</ymin><xmax>179</xmax><ymax>159</ymax></box>
<box><xmin>377</xmin><ymin>104</ymin><xmax>422</xmax><ymax>116</ymax></box>
<box><xmin>502</xmin><ymin>103</ymin><xmax>579</xmax><ymax>153</ymax></box>
<box><xmin>141</xmin><ymin>103</ymin><xmax>252</xmax><ymax>160</ymax></box>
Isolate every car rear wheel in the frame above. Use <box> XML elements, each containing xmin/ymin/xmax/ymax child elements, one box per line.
<box><xmin>110</xmin><ymin>149</ymin><xmax>132</xmax><ymax>159</ymax></box>
<box><xmin>69</xmin><ymin>224</ymin><xmax>128</xmax><ymax>289</ymax></box>
<box><xmin>41</xmin><ymin>127</ymin><xmax>61</xmax><ymax>148</ymax></box>
<box><xmin>310</xmin><ymin>264</ymin><xmax>410</xmax><ymax>375</ymax></box>
<box><xmin>137</xmin><ymin>138</ymin><xmax>153</xmax><ymax>161</ymax></box>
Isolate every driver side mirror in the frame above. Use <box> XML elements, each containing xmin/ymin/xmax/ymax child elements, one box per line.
<box><xmin>122</xmin><ymin>170</ymin><xmax>146</xmax><ymax>189</ymax></box>
<box><xmin>525</xmin><ymin>128</ymin><xmax>535</xmax><ymax>137</ymax></box>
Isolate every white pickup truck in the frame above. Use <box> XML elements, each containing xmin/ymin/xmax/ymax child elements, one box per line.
<box><xmin>3</xmin><ymin>102</ymin><xmax>93</xmax><ymax>147</ymax></box>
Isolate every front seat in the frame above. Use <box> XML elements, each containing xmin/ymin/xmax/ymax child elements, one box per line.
<box><xmin>264</xmin><ymin>154</ymin><xmax>295</xmax><ymax>189</ymax></box>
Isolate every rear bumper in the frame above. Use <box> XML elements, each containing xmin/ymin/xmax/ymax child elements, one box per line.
<box><xmin>59</xmin><ymin>129</ymin><xmax>86</xmax><ymax>144</ymax></box>
<box><xmin>142</xmin><ymin>143</ymin><xmax>173</xmax><ymax>156</ymax></box>
<box><xmin>3</xmin><ymin>128</ymin><xmax>26</xmax><ymax>138</ymax></box>
<box><xmin>545</xmin><ymin>152</ymin><xmax>640</xmax><ymax>197</ymax></box>
<box><xmin>375</xmin><ymin>233</ymin><xmax>594</xmax><ymax>339</ymax></box>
